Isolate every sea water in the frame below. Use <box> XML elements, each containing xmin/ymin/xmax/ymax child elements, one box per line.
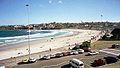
<box><xmin>0</xmin><ymin>30</ymin><xmax>72</xmax><ymax>46</ymax></box>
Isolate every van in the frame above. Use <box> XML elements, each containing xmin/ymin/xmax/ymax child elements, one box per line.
<box><xmin>69</xmin><ymin>58</ymin><xmax>84</xmax><ymax>68</ymax></box>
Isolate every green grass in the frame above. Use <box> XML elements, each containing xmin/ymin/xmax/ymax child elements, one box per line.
<box><xmin>91</xmin><ymin>40</ymin><xmax>120</xmax><ymax>68</ymax></box>
<box><xmin>91</xmin><ymin>40</ymin><xmax>120</xmax><ymax>50</ymax></box>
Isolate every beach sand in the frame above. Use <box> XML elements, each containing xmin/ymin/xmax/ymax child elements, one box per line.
<box><xmin>0</xmin><ymin>29</ymin><xmax>103</xmax><ymax>60</ymax></box>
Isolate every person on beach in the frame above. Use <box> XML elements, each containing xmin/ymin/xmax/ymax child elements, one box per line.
<box><xmin>49</xmin><ymin>48</ymin><xmax>51</xmax><ymax>51</ymax></box>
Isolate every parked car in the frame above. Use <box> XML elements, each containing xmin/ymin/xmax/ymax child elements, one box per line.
<box><xmin>18</xmin><ymin>58</ymin><xmax>36</xmax><ymax>64</ymax></box>
<box><xmin>62</xmin><ymin>51</ymin><xmax>71</xmax><ymax>56</ymax></box>
<box><xmin>92</xmin><ymin>59</ymin><xmax>106</xmax><ymax>67</ymax></box>
<box><xmin>21</xmin><ymin>59</ymin><xmax>28</xmax><ymax>63</ymax></box>
<box><xmin>69</xmin><ymin>58</ymin><xmax>84</xmax><ymax>68</ymax></box>
<box><xmin>88</xmin><ymin>51</ymin><xmax>99</xmax><ymax>55</ymax></box>
<box><xmin>55</xmin><ymin>52</ymin><xmax>63</xmax><ymax>58</ymax></box>
<box><xmin>71</xmin><ymin>50</ymin><xmax>79</xmax><ymax>55</ymax></box>
<box><xmin>83</xmin><ymin>48</ymin><xmax>91</xmax><ymax>52</ymax></box>
<box><xmin>76</xmin><ymin>49</ymin><xmax>84</xmax><ymax>54</ymax></box>
<box><xmin>111</xmin><ymin>44</ymin><xmax>120</xmax><ymax>48</ymax></box>
<box><xmin>104</xmin><ymin>56</ymin><xmax>119</xmax><ymax>64</ymax></box>
<box><xmin>42</xmin><ymin>55</ymin><xmax>51</xmax><ymax>60</ymax></box>
<box><xmin>28</xmin><ymin>58</ymin><xmax>37</xmax><ymax>63</ymax></box>
<box><xmin>50</xmin><ymin>54</ymin><xmax>56</xmax><ymax>58</ymax></box>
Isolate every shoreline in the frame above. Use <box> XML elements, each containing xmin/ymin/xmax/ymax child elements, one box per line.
<box><xmin>0</xmin><ymin>29</ymin><xmax>103</xmax><ymax>60</ymax></box>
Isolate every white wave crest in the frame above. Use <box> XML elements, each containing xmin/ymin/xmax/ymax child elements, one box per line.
<box><xmin>0</xmin><ymin>30</ymin><xmax>68</xmax><ymax>45</ymax></box>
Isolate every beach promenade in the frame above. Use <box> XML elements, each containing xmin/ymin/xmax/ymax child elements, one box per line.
<box><xmin>0</xmin><ymin>29</ymin><xmax>103</xmax><ymax>61</ymax></box>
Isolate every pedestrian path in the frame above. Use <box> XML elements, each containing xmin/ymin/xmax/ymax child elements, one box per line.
<box><xmin>100</xmin><ymin>48</ymin><xmax>120</xmax><ymax>56</ymax></box>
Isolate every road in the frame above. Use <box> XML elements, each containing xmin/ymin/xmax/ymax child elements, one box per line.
<box><xmin>7</xmin><ymin>52</ymin><xmax>117</xmax><ymax>68</ymax></box>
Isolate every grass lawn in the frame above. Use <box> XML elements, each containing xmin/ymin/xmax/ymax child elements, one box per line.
<box><xmin>91</xmin><ymin>40</ymin><xmax>120</xmax><ymax>68</ymax></box>
<box><xmin>91</xmin><ymin>40</ymin><xmax>120</xmax><ymax>50</ymax></box>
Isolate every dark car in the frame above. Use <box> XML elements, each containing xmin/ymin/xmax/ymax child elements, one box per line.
<box><xmin>104</xmin><ymin>56</ymin><xmax>119</xmax><ymax>64</ymax></box>
<box><xmin>91</xmin><ymin>59</ymin><xmax>106</xmax><ymax>67</ymax></box>
<box><xmin>111</xmin><ymin>44</ymin><xmax>120</xmax><ymax>48</ymax></box>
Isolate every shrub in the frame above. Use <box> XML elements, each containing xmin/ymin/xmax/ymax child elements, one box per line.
<box><xmin>81</xmin><ymin>41</ymin><xmax>91</xmax><ymax>48</ymax></box>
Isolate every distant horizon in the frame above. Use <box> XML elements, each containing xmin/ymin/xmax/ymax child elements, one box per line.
<box><xmin>0</xmin><ymin>0</ymin><xmax>120</xmax><ymax>25</ymax></box>
<box><xmin>0</xmin><ymin>21</ymin><xmax>120</xmax><ymax>26</ymax></box>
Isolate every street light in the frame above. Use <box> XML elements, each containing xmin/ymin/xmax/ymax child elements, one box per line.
<box><xmin>26</xmin><ymin>4</ymin><xmax>31</xmax><ymax>60</ymax></box>
<box><xmin>101</xmin><ymin>14</ymin><xmax>103</xmax><ymax>22</ymax></box>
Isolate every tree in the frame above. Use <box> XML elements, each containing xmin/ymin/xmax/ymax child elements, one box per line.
<box><xmin>80</xmin><ymin>41</ymin><xmax>91</xmax><ymax>52</ymax></box>
<box><xmin>72</xmin><ymin>41</ymin><xmax>91</xmax><ymax>50</ymax></box>
<box><xmin>111</xmin><ymin>28</ymin><xmax>120</xmax><ymax>40</ymax></box>
<box><xmin>81</xmin><ymin>41</ymin><xmax>91</xmax><ymax>48</ymax></box>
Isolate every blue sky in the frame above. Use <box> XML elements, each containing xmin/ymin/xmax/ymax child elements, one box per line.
<box><xmin>0</xmin><ymin>0</ymin><xmax>120</xmax><ymax>25</ymax></box>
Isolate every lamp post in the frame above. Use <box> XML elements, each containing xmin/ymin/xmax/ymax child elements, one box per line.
<box><xmin>26</xmin><ymin>4</ymin><xmax>31</xmax><ymax>60</ymax></box>
<box><xmin>101</xmin><ymin>14</ymin><xmax>103</xmax><ymax>22</ymax></box>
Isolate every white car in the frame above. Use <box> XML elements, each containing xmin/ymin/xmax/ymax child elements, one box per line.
<box><xmin>69</xmin><ymin>58</ymin><xmax>84</xmax><ymax>68</ymax></box>
<box><xmin>76</xmin><ymin>49</ymin><xmax>84</xmax><ymax>54</ymax></box>
<box><xmin>88</xmin><ymin>51</ymin><xmax>99</xmax><ymax>55</ymax></box>
<box><xmin>42</xmin><ymin>55</ymin><xmax>51</xmax><ymax>60</ymax></box>
<box><xmin>29</xmin><ymin>58</ymin><xmax>37</xmax><ymax>63</ymax></box>
<box><xmin>18</xmin><ymin>58</ymin><xmax>36</xmax><ymax>64</ymax></box>
<box><xmin>22</xmin><ymin>59</ymin><xmax>28</xmax><ymax>63</ymax></box>
<box><xmin>71</xmin><ymin>50</ymin><xmax>79</xmax><ymax>55</ymax></box>
<box><xmin>50</xmin><ymin>54</ymin><xmax>56</xmax><ymax>58</ymax></box>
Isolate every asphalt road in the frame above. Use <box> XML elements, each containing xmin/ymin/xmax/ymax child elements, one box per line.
<box><xmin>8</xmin><ymin>52</ymin><xmax>117</xmax><ymax>68</ymax></box>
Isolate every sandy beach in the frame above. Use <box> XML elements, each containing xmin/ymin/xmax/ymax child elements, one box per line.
<box><xmin>0</xmin><ymin>29</ymin><xmax>103</xmax><ymax>60</ymax></box>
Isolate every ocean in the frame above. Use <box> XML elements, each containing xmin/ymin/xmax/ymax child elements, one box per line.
<box><xmin>0</xmin><ymin>30</ymin><xmax>72</xmax><ymax>46</ymax></box>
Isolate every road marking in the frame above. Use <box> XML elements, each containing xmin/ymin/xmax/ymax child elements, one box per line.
<box><xmin>100</xmin><ymin>49</ymin><xmax>120</xmax><ymax>56</ymax></box>
<box><xmin>41</xmin><ymin>61</ymin><xmax>67</xmax><ymax>68</ymax></box>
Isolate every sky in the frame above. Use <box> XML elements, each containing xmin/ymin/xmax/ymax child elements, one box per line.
<box><xmin>0</xmin><ymin>0</ymin><xmax>120</xmax><ymax>25</ymax></box>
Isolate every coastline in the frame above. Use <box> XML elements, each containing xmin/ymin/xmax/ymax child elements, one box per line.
<box><xmin>0</xmin><ymin>29</ymin><xmax>103</xmax><ymax>60</ymax></box>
